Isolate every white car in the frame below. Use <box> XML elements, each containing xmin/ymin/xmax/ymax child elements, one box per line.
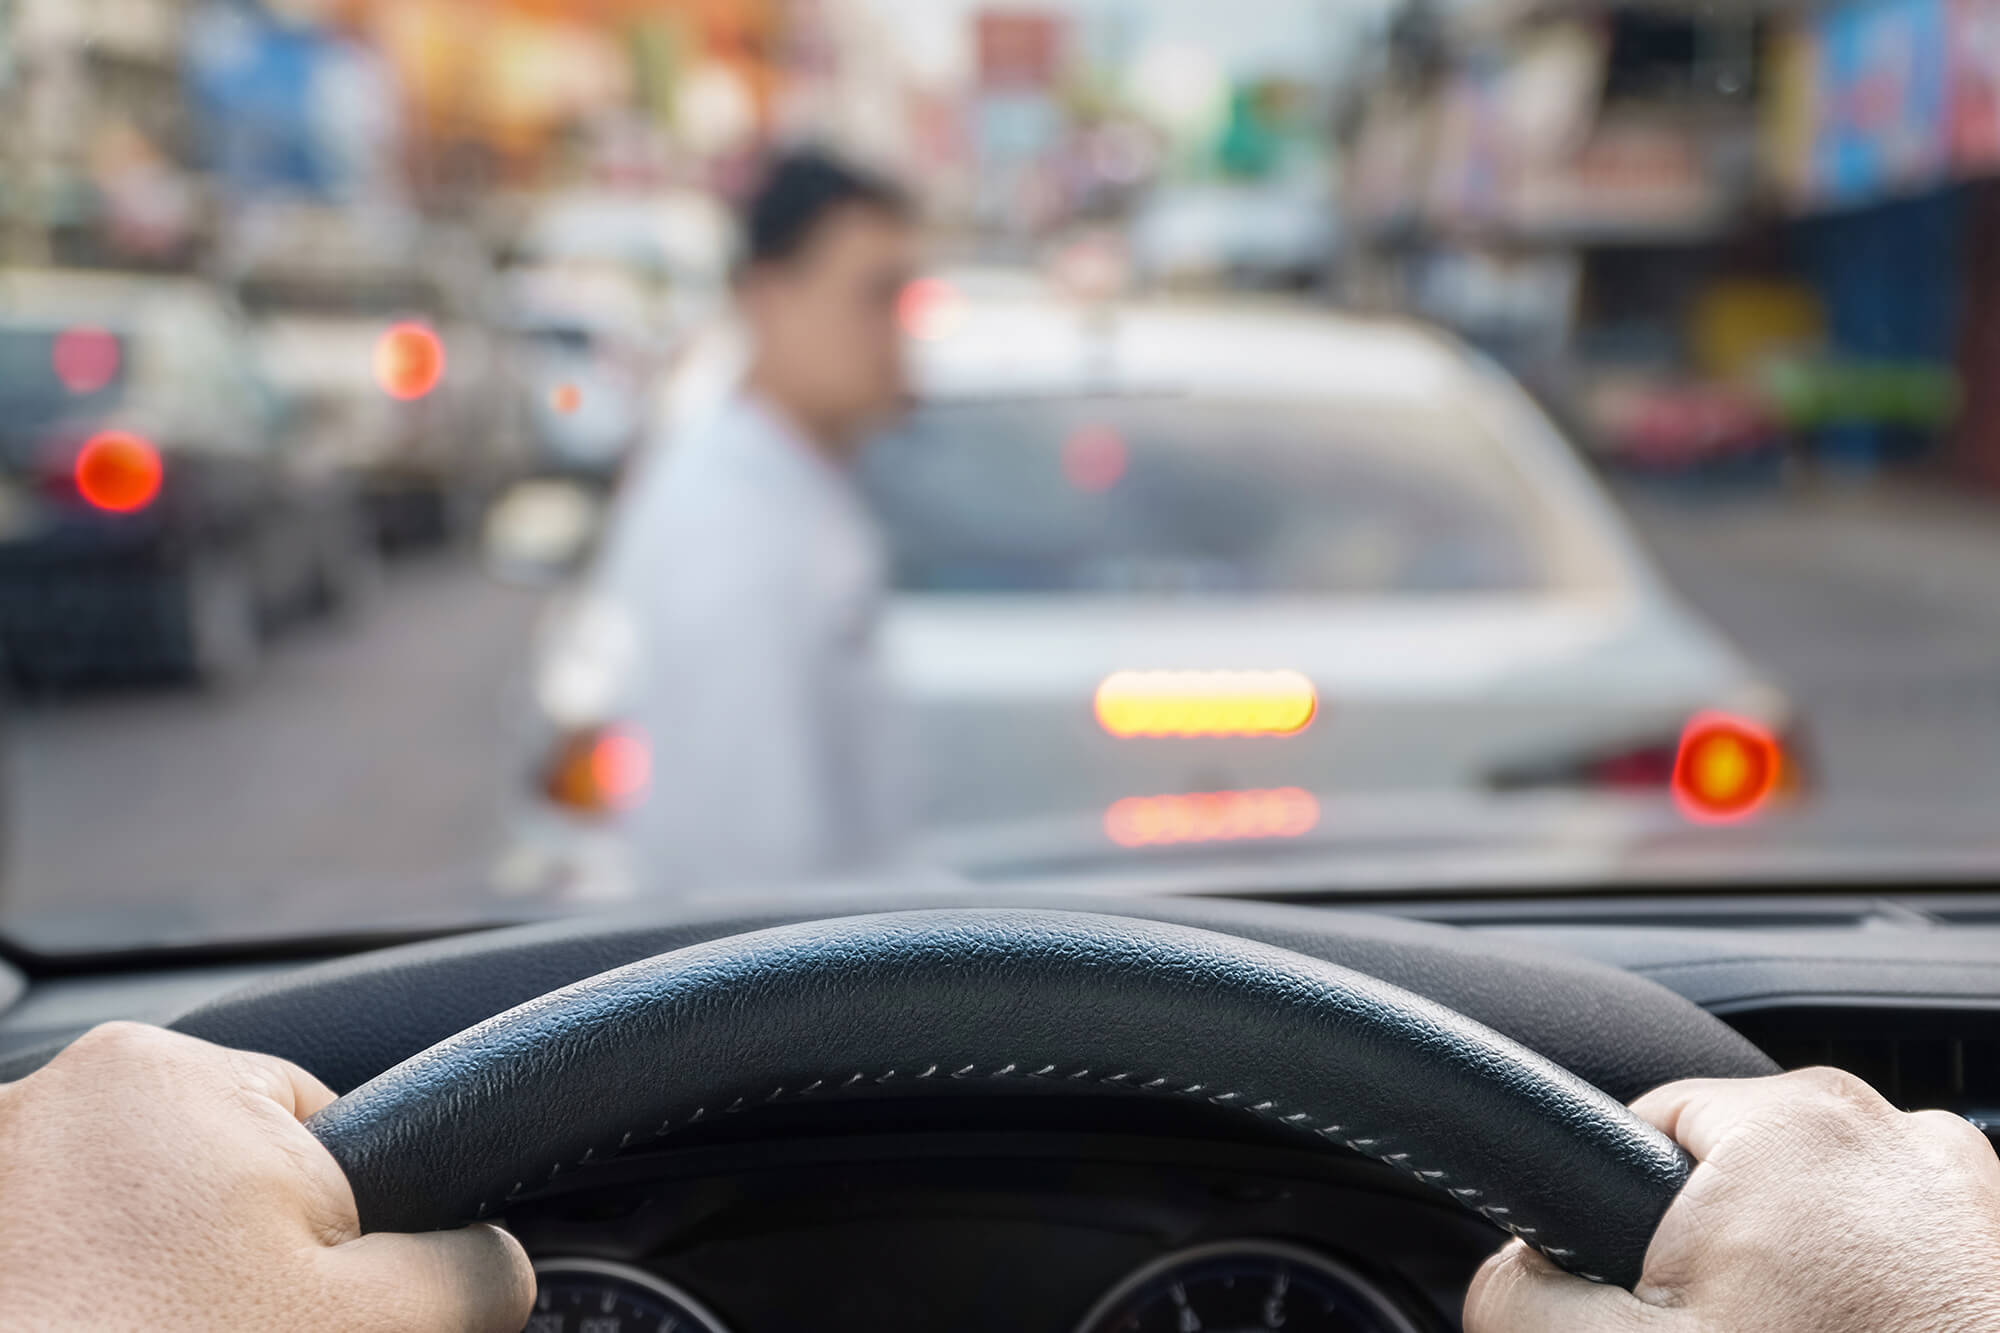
<box><xmin>505</xmin><ymin>297</ymin><xmax>1801</xmax><ymax>898</ymax></box>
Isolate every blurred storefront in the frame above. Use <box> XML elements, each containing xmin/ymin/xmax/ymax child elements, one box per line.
<box><xmin>1340</xmin><ymin>1</ymin><xmax>1784</xmax><ymax>469</ymax></box>
<box><xmin>1336</xmin><ymin>0</ymin><xmax>2000</xmax><ymax>481</ymax></box>
<box><xmin>1</xmin><ymin>0</ymin><xmax>206</xmax><ymax>267</ymax></box>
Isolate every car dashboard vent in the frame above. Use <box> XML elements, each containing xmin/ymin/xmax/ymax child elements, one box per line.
<box><xmin>1727</xmin><ymin>1007</ymin><xmax>2000</xmax><ymax>1126</ymax></box>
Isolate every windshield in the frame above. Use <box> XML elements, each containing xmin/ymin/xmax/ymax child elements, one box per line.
<box><xmin>0</xmin><ymin>0</ymin><xmax>1991</xmax><ymax>953</ymax></box>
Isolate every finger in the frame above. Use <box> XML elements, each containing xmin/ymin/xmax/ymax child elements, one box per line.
<box><xmin>1464</xmin><ymin>1241</ymin><xmax>1647</xmax><ymax>1333</ymax></box>
<box><xmin>323</xmin><ymin>1224</ymin><xmax>536</xmax><ymax>1333</ymax></box>
<box><xmin>1629</xmin><ymin>1068</ymin><xmax>1893</xmax><ymax>1161</ymax></box>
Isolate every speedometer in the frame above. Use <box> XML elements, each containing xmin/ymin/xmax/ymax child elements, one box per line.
<box><xmin>527</xmin><ymin>1258</ymin><xmax>732</xmax><ymax>1333</ymax></box>
<box><xmin>1074</xmin><ymin>1240</ymin><xmax>1423</xmax><ymax>1333</ymax></box>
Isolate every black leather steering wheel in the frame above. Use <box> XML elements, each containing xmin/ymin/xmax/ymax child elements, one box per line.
<box><xmin>304</xmin><ymin>909</ymin><xmax>1689</xmax><ymax>1289</ymax></box>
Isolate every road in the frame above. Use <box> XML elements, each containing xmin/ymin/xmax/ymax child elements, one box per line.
<box><xmin>2</xmin><ymin>554</ymin><xmax>547</xmax><ymax>949</ymax></box>
<box><xmin>1617</xmin><ymin>482</ymin><xmax>2000</xmax><ymax>813</ymax></box>
<box><xmin>5</xmin><ymin>481</ymin><xmax>2000</xmax><ymax>948</ymax></box>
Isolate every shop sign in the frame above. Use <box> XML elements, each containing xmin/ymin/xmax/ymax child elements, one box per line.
<box><xmin>1808</xmin><ymin>0</ymin><xmax>1950</xmax><ymax>204</ymax></box>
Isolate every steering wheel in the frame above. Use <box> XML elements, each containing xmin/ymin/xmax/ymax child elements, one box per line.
<box><xmin>303</xmin><ymin>909</ymin><xmax>1689</xmax><ymax>1289</ymax></box>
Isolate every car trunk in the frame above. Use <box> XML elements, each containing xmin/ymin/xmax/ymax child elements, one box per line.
<box><xmin>885</xmin><ymin>592</ymin><xmax>1758</xmax><ymax>833</ymax></box>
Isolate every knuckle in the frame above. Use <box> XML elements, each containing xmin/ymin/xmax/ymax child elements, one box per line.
<box><xmin>65</xmin><ymin>1021</ymin><xmax>169</xmax><ymax>1064</ymax></box>
<box><xmin>1911</xmin><ymin>1108</ymin><xmax>1997</xmax><ymax>1159</ymax></box>
<box><xmin>1783</xmin><ymin>1066</ymin><xmax>1891</xmax><ymax>1115</ymax></box>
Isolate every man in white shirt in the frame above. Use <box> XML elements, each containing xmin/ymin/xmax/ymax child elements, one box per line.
<box><xmin>589</xmin><ymin>149</ymin><xmax>917</xmax><ymax>897</ymax></box>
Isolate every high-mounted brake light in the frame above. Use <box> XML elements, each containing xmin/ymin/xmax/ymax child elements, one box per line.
<box><xmin>1673</xmin><ymin>711</ymin><xmax>1782</xmax><ymax>824</ymax></box>
<box><xmin>74</xmin><ymin>431</ymin><xmax>163</xmax><ymax>513</ymax></box>
<box><xmin>1106</xmin><ymin>788</ymin><xmax>1320</xmax><ymax>848</ymax></box>
<box><xmin>1095</xmin><ymin>670</ymin><xmax>1318</xmax><ymax>739</ymax></box>
<box><xmin>52</xmin><ymin>326</ymin><xmax>121</xmax><ymax>394</ymax></box>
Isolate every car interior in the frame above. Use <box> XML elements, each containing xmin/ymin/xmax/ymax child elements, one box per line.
<box><xmin>1</xmin><ymin>878</ymin><xmax>1990</xmax><ymax>1331</ymax></box>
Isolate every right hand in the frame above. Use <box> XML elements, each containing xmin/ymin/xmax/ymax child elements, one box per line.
<box><xmin>0</xmin><ymin>1022</ymin><xmax>535</xmax><ymax>1332</ymax></box>
<box><xmin>1467</xmin><ymin>1067</ymin><xmax>2000</xmax><ymax>1331</ymax></box>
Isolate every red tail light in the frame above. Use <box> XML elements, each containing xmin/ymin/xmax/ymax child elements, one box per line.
<box><xmin>74</xmin><ymin>431</ymin><xmax>163</xmax><ymax>513</ymax></box>
<box><xmin>542</xmin><ymin>726</ymin><xmax>651</xmax><ymax>816</ymax></box>
<box><xmin>1673</xmin><ymin>712</ymin><xmax>1782</xmax><ymax>824</ymax></box>
<box><xmin>374</xmin><ymin>322</ymin><xmax>446</xmax><ymax>401</ymax></box>
<box><xmin>1105</xmin><ymin>787</ymin><xmax>1320</xmax><ymax>849</ymax></box>
<box><xmin>1488</xmin><ymin>710</ymin><xmax>1802</xmax><ymax>824</ymax></box>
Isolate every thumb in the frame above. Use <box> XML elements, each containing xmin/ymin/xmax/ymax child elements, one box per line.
<box><xmin>1464</xmin><ymin>1241</ymin><xmax>1649</xmax><ymax>1333</ymax></box>
<box><xmin>319</xmin><ymin>1223</ymin><xmax>536</xmax><ymax>1333</ymax></box>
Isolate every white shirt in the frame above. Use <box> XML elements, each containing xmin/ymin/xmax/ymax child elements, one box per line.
<box><xmin>588</xmin><ymin>391</ymin><xmax>906</xmax><ymax>897</ymax></box>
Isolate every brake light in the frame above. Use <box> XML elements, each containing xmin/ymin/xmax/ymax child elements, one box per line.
<box><xmin>1673</xmin><ymin>712</ymin><xmax>1781</xmax><ymax>824</ymax></box>
<box><xmin>1063</xmin><ymin>425</ymin><xmax>1128</xmax><ymax>493</ymax></box>
<box><xmin>52</xmin><ymin>326</ymin><xmax>121</xmax><ymax>394</ymax></box>
<box><xmin>374</xmin><ymin>322</ymin><xmax>446</xmax><ymax>401</ymax></box>
<box><xmin>1106</xmin><ymin>787</ymin><xmax>1319</xmax><ymax>848</ymax></box>
<box><xmin>1095</xmin><ymin>670</ymin><xmax>1318</xmax><ymax>739</ymax></box>
<box><xmin>543</xmin><ymin>726</ymin><xmax>651</xmax><ymax>816</ymax></box>
<box><xmin>74</xmin><ymin>431</ymin><xmax>163</xmax><ymax>513</ymax></box>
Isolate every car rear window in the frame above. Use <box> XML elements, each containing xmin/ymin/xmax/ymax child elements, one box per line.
<box><xmin>861</xmin><ymin>396</ymin><xmax>1559</xmax><ymax>597</ymax></box>
<box><xmin>0</xmin><ymin>326</ymin><xmax>129</xmax><ymax>441</ymax></box>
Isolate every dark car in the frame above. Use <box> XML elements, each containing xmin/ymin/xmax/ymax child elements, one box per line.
<box><xmin>0</xmin><ymin>270</ymin><xmax>374</xmax><ymax>686</ymax></box>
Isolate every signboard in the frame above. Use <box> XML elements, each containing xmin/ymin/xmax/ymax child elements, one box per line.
<box><xmin>1950</xmin><ymin>0</ymin><xmax>2000</xmax><ymax>169</ymax></box>
<box><xmin>976</xmin><ymin>11</ymin><xmax>1064</xmax><ymax>91</ymax></box>
<box><xmin>1809</xmin><ymin>0</ymin><xmax>1950</xmax><ymax>204</ymax></box>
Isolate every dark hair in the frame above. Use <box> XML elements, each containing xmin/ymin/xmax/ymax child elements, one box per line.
<box><xmin>739</xmin><ymin>147</ymin><xmax>913</xmax><ymax>271</ymax></box>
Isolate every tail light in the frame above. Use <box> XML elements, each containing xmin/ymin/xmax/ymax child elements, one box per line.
<box><xmin>1106</xmin><ymin>787</ymin><xmax>1320</xmax><ymax>849</ymax></box>
<box><xmin>542</xmin><ymin>725</ymin><xmax>650</xmax><ymax>817</ymax></box>
<box><xmin>73</xmin><ymin>431</ymin><xmax>163</xmax><ymax>513</ymax></box>
<box><xmin>374</xmin><ymin>322</ymin><xmax>446</xmax><ymax>401</ymax></box>
<box><xmin>1490</xmin><ymin>710</ymin><xmax>1807</xmax><ymax>823</ymax></box>
<box><xmin>1673</xmin><ymin>712</ymin><xmax>1783</xmax><ymax>824</ymax></box>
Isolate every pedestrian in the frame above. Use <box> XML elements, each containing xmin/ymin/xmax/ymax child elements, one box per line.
<box><xmin>587</xmin><ymin>147</ymin><xmax>918</xmax><ymax>898</ymax></box>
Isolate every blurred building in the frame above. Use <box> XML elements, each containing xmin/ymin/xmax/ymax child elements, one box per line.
<box><xmin>1</xmin><ymin>0</ymin><xmax>206</xmax><ymax>266</ymax></box>
<box><xmin>1335</xmin><ymin>0</ymin><xmax>2000</xmax><ymax>482</ymax></box>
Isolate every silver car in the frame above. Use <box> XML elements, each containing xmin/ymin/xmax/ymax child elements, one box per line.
<box><xmin>507</xmin><ymin>296</ymin><xmax>1801</xmax><ymax>898</ymax></box>
<box><xmin>865</xmin><ymin>298</ymin><xmax>1800</xmax><ymax>868</ymax></box>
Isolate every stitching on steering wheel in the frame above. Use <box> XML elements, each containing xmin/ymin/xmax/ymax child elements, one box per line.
<box><xmin>473</xmin><ymin>1061</ymin><xmax>1608</xmax><ymax>1283</ymax></box>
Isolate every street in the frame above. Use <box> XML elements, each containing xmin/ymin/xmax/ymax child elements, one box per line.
<box><xmin>5</xmin><ymin>482</ymin><xmax>2000</xmax><ymax>945</ymax></box>
<box><xmin>2</xmin><ymin>555</ymin><xmax>546</xmax><ymax>948</ymax></box>
<box><xmin>1618</xmin><ymin>482</ymin><xmax>2000</xmax><ymax>816</ymax></box>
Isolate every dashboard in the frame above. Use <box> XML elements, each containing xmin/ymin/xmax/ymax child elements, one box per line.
<box><xmin>504</xmin><ymin>1113</ymin><xmax>1491</xmax><ymax>1332</ymax></box>
<box><xmin>6</xmin><ymin>885</ymin><xmax>2000</xmax><ymax>1332</ymax></box>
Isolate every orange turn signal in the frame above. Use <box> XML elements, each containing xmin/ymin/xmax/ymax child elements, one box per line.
<box><xmin>543</xmin><ymin>726</ymin><xmax>651</xmax><ymax>816</ymax></box>
<box><xmin>1095</xmin><ymin>670</ymin><xmax>1318</xmax><ymax>739</ymax></box>
<box><xmin>1672</xmin><ymin>712</ymin><xmax>1781</xmax><ymax>824</ymax></box>
<box><xmin>1106</xmin><ymin>787</ymin><xmax>1320</xmax><ymax>848</ymax></box>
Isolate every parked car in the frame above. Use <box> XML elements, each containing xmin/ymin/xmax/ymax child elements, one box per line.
<box><xmin>234</xmin><ymin>211</ymin><xmax>528</xmax><ymax>549</ymax></box>
<box><xmin>503</xmin><ymin>296</ymin><xmax>1803</xmax><ymax>897</ymax></box>
<box><xmin>500</xmin><ymin>263</ymin><xmax>667</xmax><ymax>486</ymax></box>
<box><xmin>0</xmin><ymin>269</ymin><xmax>372</xmax><ymax>686</ymax></box>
